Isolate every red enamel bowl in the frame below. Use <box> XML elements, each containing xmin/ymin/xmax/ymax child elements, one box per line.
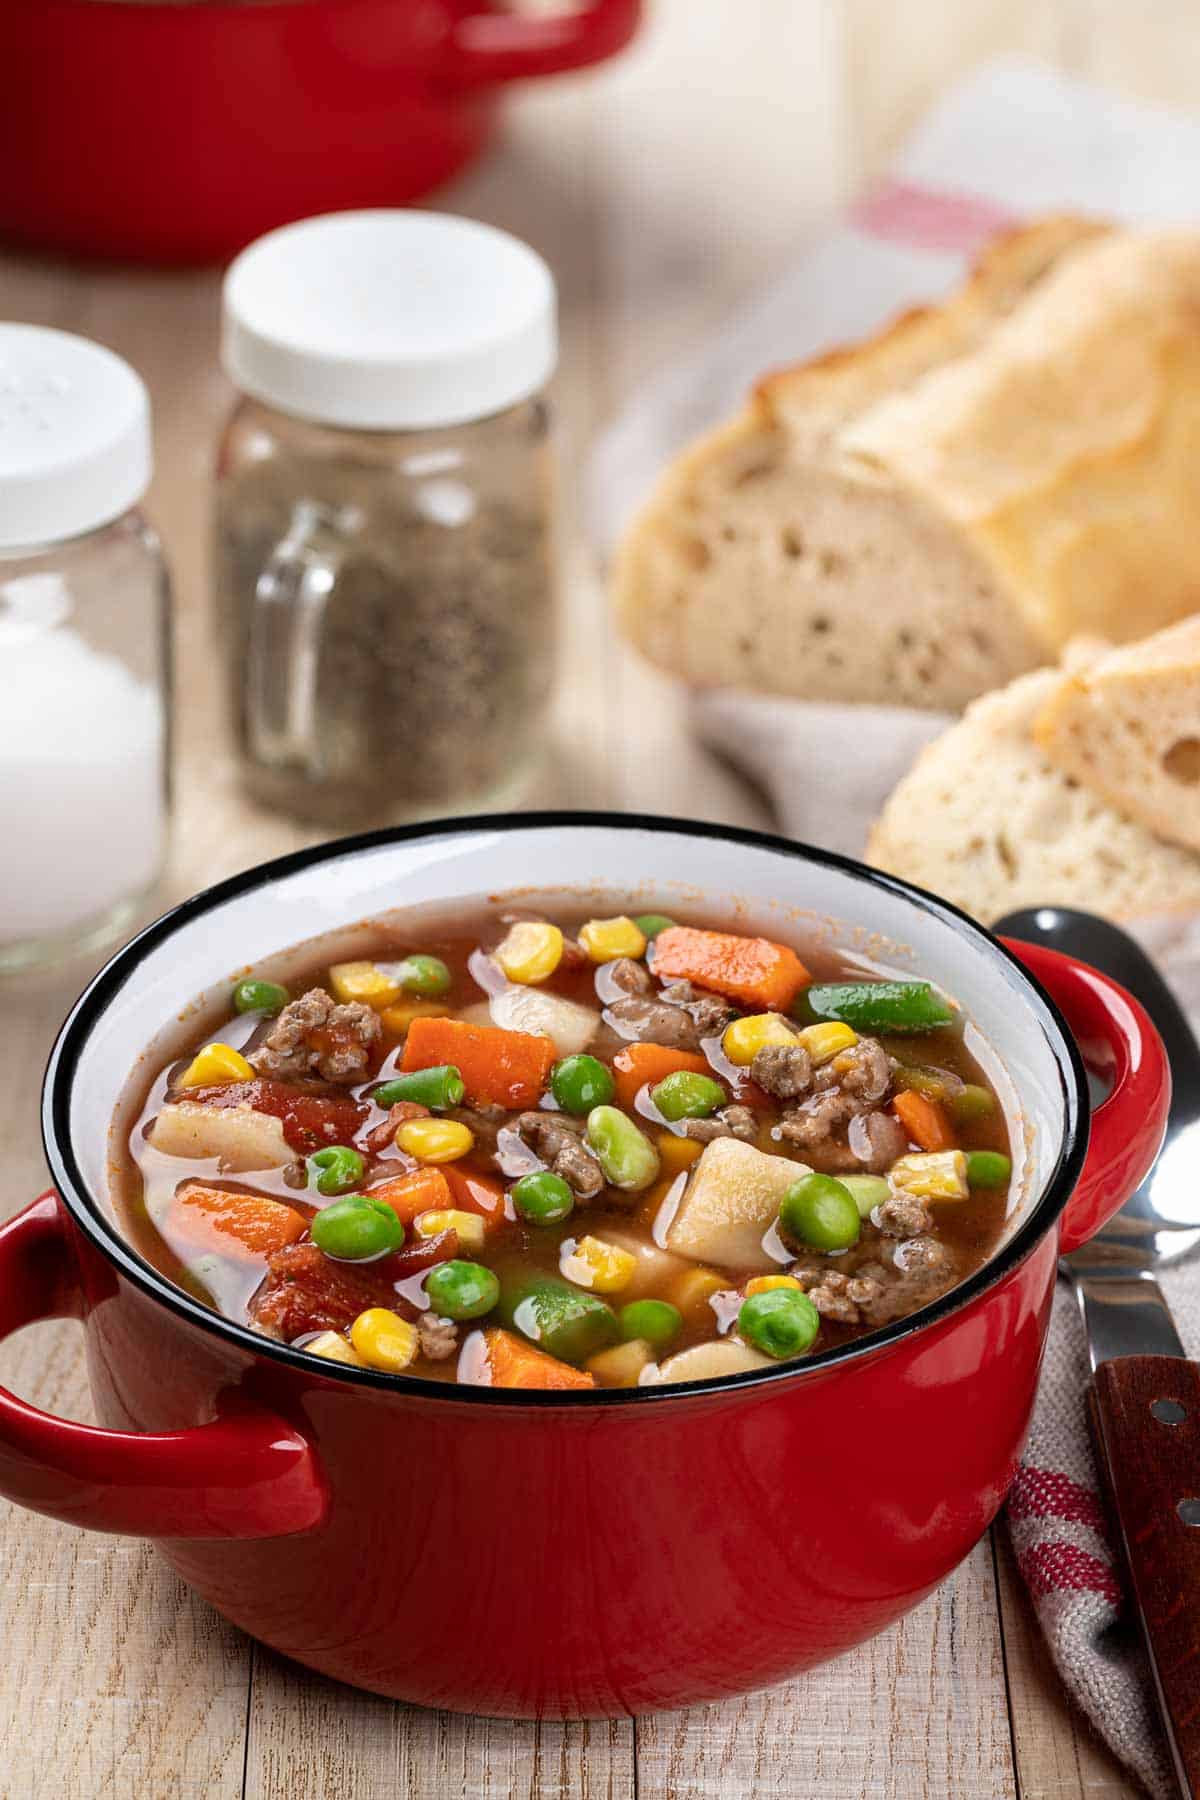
<box><xmin>0</xmin><ymin>0</ymin><xmax>642</xmax><ymax>264</ymax></box>
<box><xmin>0</xmin><ymin>815</ymin><xmax>1168</xmax><ymax>1716</ymax></box>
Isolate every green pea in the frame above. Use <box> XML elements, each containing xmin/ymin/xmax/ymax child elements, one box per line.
<box><xmin>373</xmin><ymin>1065</ymin><xmax>465</xmax><ymax>1110</ymax></box>
<box><xmin>585</xmin><ymin>1105</ymin><xmax>660</xmax><ymax>1192</ymax></box>
<box><xmin>651</xmin><ymin>1070</ymin><xmax>727</xmax><ymax>1122</ymax></box>
<box><xmin>634</xmin><ymin>913</ymin><xmax>677</xmax><ymax>939</ymax></box>
<box><xmin>619</xmin><ymin>1298</ymin><xmax>681</xmax><ymax>1349</ymax></box>
<box><xmin>837</xmin><ymin>1173</ymin><xmax>891</xmax><ymax>1219</ymax></box>
<box><xmin>966</xmin><ymin>1150</ymin><xmax>1011</xmax><ymax>1188</ymax></box>
<box><xmin>779</xmin><ymin>1172</ymin><xmax>861</xmax><ymax>1253</ymax></box>
<box><xmin>424</xmin><ymin>1259</ymin><xmax>500</xmax><ymax>1321</ymax></box>
<box><xmin>551</xmin><ymin>1053</ymin><xmax>615</xmax><ymax>1115</ymax></box>
<box><xmin>306</xmin><ymin>1145</ymin><xmax>366</xmax><ymax>1196</ymax></box>
<box><xmin>311</xmin><ymin>1196</ymin><xmax>404</xmax><ymax>1261</ymax></box>
<box><xmin>950</xmin><ymin>1084</ymin><xmax>997</xmax><ymax>1123</ymax></box>
<box><xmin>501</xmin><ymin>1273</ymin><xmax>618</xmax><ymax>1362</ymax></box>
<box><xmin>395</xmin><ymin>954</ymin><xmax>452</xmax><ymax>997</ymax></box>
<box><xmin>738</xmin><ymin>1288</ymin><xmax>820</xmax><ymax>1359</ymax></box>
<box><xmin>232</xmin><ymin>977</ymin><xmax>289</xmax><ymax>1016</ymax></box>
<box><xmin>512</xmin><ymin>1170</ymin><xmax>575</xmax><ymax>1226</ymax></box>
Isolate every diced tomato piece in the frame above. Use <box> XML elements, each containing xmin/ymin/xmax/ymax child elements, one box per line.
<box><xmin>167</xmin><ymin>1183</ymin><xmax>307</xmax><ymax>1262</ymax></box>
<box><xmin>650</xmin><ymin>926</ymin><xmax>809</xmax><ymax>1012</ymax></box>
<box><xmin>187</xmin><ymin>1078</ymin><xmax>368</xmax><ymax>1155</ymax></box>
<box><xmin>387</xmin><ymin>1228</ymin><xmax>460</xmax><ymax>1276</ymax></box>
<box><xmin>401</xmin><ymin>1017</ymin><xmax>555</xmax><ymax>1110</ymax></box>
<box><xmin>483</xmin><ymin>1327</ymin><xmax>595</xmax><ymax>1391</ymax></box>
<box><xmin>250</xmin><ymin>1243</ymin><xmax>410</xmax><ymax>1341</ymax></box>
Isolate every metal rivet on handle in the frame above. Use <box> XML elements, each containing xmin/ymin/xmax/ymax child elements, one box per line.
<box><xmin>1176</xmin><ymin>1498</ymin><xmax>1200</xmax><ymax>1527</ymax></box>
<box><xmin>1152</xmin><ymin>1398</ymin><xmax>1187</xmax><ymax>1425</ymax></box>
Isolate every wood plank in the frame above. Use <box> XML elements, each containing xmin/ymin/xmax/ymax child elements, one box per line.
<box><xmin>993</xmin><ymin>1528</ymin><xmax>1143</xmax><ymax>1800</ymax></box>
<box><xmin>635</xmin><ymin>1537</ymin><xmax>1016</xmax><ymax>1799</ymax></box>
<box><xmin>245</xmin><ymin>1650</ymin><xmax>636</xmax><ymax>1800</ymax></box>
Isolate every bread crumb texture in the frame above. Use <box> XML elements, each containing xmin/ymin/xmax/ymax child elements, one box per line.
<box><xmin>866</xmin><ymin>669</ymin><xmax>1200</xmax><ymax>922</ymax></box>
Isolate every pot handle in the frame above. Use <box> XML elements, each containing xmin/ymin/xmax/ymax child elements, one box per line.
<box><xmin>442</xmin><ymin>0</ymin><xmax>642</xmax><ymax>86</ymax></box>
<box><xmin>0</xmin><ymin>1193</ymin><xmax>327</xmax><ymax>1539</ymax></box>
<box><xmin>1000</xmin><ymin>939</ymin><xmax>1171</xmax><ymax>1256</ymax></box>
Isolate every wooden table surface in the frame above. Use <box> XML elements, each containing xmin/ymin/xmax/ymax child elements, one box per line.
<box><xmin>2</xmin><ymin>3</ymin><xmax>1189</xmax><ymax>1793</ymax></box>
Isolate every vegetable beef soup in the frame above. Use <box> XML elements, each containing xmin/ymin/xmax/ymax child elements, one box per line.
<box><xmin>117</xmin><ymin>909</ymin><xmax>1017</xmax><ymax>1390</ymax></box>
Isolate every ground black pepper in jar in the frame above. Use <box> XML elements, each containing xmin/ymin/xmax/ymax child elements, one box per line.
<box><xmin>216</xmin><ymin>211</ymin><xmax>559</xmax><ymax>825</ymax></box>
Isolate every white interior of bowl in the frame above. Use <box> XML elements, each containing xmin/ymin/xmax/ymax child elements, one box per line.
<box><xmin>59</xmin><ymin>822</ymin><xmax>1070</xmax><ymax>1252</ymax></box>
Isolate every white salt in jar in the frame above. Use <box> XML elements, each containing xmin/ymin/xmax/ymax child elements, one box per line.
<box><xmin>0</xmin><ymin>325</ymin><xmax>171</xmax><ymax>971</ymax></box>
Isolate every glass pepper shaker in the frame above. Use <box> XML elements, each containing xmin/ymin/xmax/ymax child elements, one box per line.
<box><xmin>215</xmin><ymin>210</ymin><xmax>560</xmax><ymax>827</ymax></box>
<box><xmin>0</xmin><ymin>324</ymin><xmax>171</xmax><ymax>972</ymax></box>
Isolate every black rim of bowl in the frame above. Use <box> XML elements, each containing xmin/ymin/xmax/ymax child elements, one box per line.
<box><xmin>42</xmin><ymin>810</ymin><xmax>1089</xmax><ymax>1408</ymax></box>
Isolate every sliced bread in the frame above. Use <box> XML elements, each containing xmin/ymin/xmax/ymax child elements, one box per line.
<box><xmin>615</xmin><ymin>219</ymin><xmax>1200</xmax><ymax>711</ymax></box>
<box><xmin>1034</xmin><ymin>616</ymin><xmax>1200</xmax><ymax>853</ymax></box>
<box><xmin>866</xmin><ymin>669</ymin><xmax>1200</xmax><ymax>923</ymax></box>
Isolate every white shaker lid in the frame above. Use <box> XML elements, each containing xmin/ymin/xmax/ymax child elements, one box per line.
<box><xmin>0</xmin><ymin>324</ymin><xmax>152</xmax><ymax>551</ymax></box>
<box><xmin>221</xmin><ymin>210</ymin><xmax>557</xmax><ymax>432</ymax></box>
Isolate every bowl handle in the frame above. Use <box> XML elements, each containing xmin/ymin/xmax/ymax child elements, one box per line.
<box><xmin>0</xmin><ymin>1193</ymin><xmax>327</xmax><ymax>1539</ymax></box>
<box><xmin>441</xmin><ymin>0</ymin><xmax>642</xmax><ymax>85</ymax></box>
<box><xmin>1001</xmin><ymin>939</ymin><xmax>1171</xmax><ymax>1256</ymax></box>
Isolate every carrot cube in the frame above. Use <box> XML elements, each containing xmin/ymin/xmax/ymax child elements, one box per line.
<box><xmin>483</xmin><ymin>1328</ymin><xmax>595</xmax><ymax>1391</ymax></box>
<box><xmin>168</xmin><ymin>1184</ymin><xmax>307</xmax><ymax>1263</ymax></box>
<box><xmin>892</xmin><ymin>1089</ymin><xmax>956</xmax><ymax>1152</ymax></box>
<box><xmin>363</xmin><ymin>1167</ymin><xmax>452</xmax><ymax>1224</ymax></box>
<box><xmin>611</xmin><ymin>1042</ymin><xmax>716</xmax><ymax>1111</ymax></box>
<box><xmin>650</xmin><ymin>926</ymin><xmax>809</xmax><ymax>1012</ymax></box>
<box><xmin>401</xmin><ymin>1016</ymin><xmax>555</xmax><ymax>1110</ymax></box>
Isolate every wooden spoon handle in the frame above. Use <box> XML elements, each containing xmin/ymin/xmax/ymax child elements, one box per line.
<box><xmin>1091</xmin><ymin>1356</ymin><xmax>1200</xmax><ymax>1798</ymax></box>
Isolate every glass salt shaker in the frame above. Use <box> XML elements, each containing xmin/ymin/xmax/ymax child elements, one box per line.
<box><xmin>0</xmin><ymin>325</ymin><xmax>171</xmax><ymax>972</ymax></box>
<box><xmin>215</xmin><ymin>210</ymin><xmax>560</xmax><ymax>827</ymax></box>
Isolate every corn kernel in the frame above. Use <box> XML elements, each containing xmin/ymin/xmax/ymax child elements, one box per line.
<box><xmin>722</xmin><ymin>1012</ymin><xmax>799</xmax><ymax>1067</ymax></box>
<box><xmin>745</xmin><ymin>1274</ymin><xmax>803</xmax><ymax>1296</ymax></box>
<box><xmin>796</xmin><ymin>1021</ymin><xmax>858</xmax><ymax>1065</ymax></box>
<box><xmin>328</xmin><ymin>960</ymin><xmax>403</xmax><ymax>1010</ymax></box>
<box><xmin>395</xmin><ymin>1118</ymin><xmax>475</xmax><ymax>1163</ymax></box>
<box><xmin>413</xmin><ymin>1208</ymin><xmax>486</xmax><ymax>1251</ymax></box>
<box><xmin>656</xmin><ymin>1133</ymin><xmax>705</xmax><ymax>1175</ymax></box>
<box><xmin>494</xmin><ymin>920</ymin><xmax>564</xmax><ymax>985</ymax></box>
<box><xmin>350</xmin><ymin>1308</ymin><xmax>419</xmax><ymax>1373</ymax></box>
<box><xmin>587</xmin><ymin>1339</ymin><xmax>655</xmax><ymax>1387</ymax></box>
<box><xmin>379</xmin><ymin>998</ymin><xmax>451</xmax><ymax>1037</ymax></box>
<box><xmin>668</xmin><ymin>1266</ymin><xmax>728</xmax><ymax>1327</ymax></box>
<box><xmin>561</xmin><ymin>1234</ymin><xmax>638</xmax><ymax>1294</ymax></box>
<box><xmin>890</xmin><ymin>1150</ymin><xmax>969</xmax><ymax>1202</ymax></box>
<box><xmin>579</xmin><ymin>915</ymin><xmax>647</xmax><ymax>963</ymax></box>
<box><xmin>177</xmin><ymin>1042</ymin><xmax>256</xmax><ymax>1089</ymax></box>
<box><xmin>306</xmin><ymin>1330</ymin><xmax>367</xmax><ymax>1367</ymax></box>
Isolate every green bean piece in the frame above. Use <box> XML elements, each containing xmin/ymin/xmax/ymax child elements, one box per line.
<box><xmin>232</xmin><ymin>977</ymin><xmax>289</xmax><ymax>1016</ymax></box>
<box><xmin>551</xmin><ymin>1053</ymin><xmax>615</xmax><ymax>1114</ymax></box>
<box><xmin>651</xmin><ymin>1070</ymin><xmax>727</xmax><ymax>1122</ymax></box>
<box><xmin>966</xmin><ymin>1150</ymin><xmax>1012</xmax><ymax>1188</ymax></box>
<box><xmin>394</xmin><ymin>954</ymin><xmax>452</xmax><ymax>997</ymax></box>
<box><xmin>501</xmin><ymin>1273</ymin><xmax>618</xmax><ymax>1363</ymax></box>
<box><xmin>307</xmin><ymin>1145</ymin><xmax>366</xmax><ymax>1196</ymax></box>
<box><xmin>634</xmin><ymin>913</ymin><xmax>677</xmax><ymax>939</ymax></box>
<box><xmin>837</xmin><ymin>1173</ymin><xmax>891</xmax><ymax>1219</ymax></box>
<box><xmin>738</xmin><ymin>1288</ymin><xmax>820</xmax><ymax>1359</ymax></box>
<box><xmin>585</xmin><ymin>1105</ymin><xmax>661</xmax><ymax>1191</ymax></box>
<box><xmin>424</xmin><ymin>1260</ymin><xmax>500</xmax><ymax>1321</ymax></box>
<box><xmin>779</xmin><ymin>1173</ymin><xmax>861</xmax><ymax>1252</ymax></box>
<box><xmin>891</xmin><ymin>1064</ymin><xmax>955</xmax><ymax>1102</ymax></box>
<box><xmin>805</xmin><ymin>980</ymin><xmax>955</xmax><ymax>1034</ymax></box>
<box><xmin>373</xmin><ymin>1065</ymin><xmax>465</xmax><ymax>1110</ymax></box>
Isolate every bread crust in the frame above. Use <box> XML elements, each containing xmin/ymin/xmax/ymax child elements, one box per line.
<box><xmin>615</xmin><ymin>215</ymin><xmax>1200</xmax><ymax>709</ymax></box>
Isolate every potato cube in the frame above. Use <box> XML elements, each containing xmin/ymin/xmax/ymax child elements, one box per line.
<box><xmin>665</xmin><ymin>1137</ymin><xmax>810</xmax><ymax>1270</ymax></box>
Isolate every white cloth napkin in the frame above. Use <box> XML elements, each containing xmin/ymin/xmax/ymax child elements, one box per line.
<box><xmin>588</xmin><ymin>59</ymin><xmax>1200</xmax><ymax>1797</ymax></box>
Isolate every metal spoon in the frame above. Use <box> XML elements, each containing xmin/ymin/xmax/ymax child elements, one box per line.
<box><xmin>995</xmin><ymin>906</ymin><xmax>1200</xmax><ymax>1798</ymax></box>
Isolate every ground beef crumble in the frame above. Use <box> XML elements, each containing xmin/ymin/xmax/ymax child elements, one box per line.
<box><xmin>515</xmin><ymin>1112</ymin><xmax>605</xmax><ymax>1199</ymax></box>
<box><xmin>250</xmin><ymin>988</ymin><xmax>380</xmax><ymax>1085</ymax></box>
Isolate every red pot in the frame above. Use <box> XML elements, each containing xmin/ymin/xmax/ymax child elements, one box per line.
<box><xmin>0</xmin><ymin>816</ymin><xmax>1169</xmax><ymax>1716</ymax></box>
<box><xmin>0</xmin><ymin>0</ymin><xmax>642</xmax><ymax>264</ymax></box>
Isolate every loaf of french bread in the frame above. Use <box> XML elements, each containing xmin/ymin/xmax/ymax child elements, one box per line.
<box><xmin>615</xmin><ymin>219</ymin><xmax>1200</xmax><ymax>711</ymax></box>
